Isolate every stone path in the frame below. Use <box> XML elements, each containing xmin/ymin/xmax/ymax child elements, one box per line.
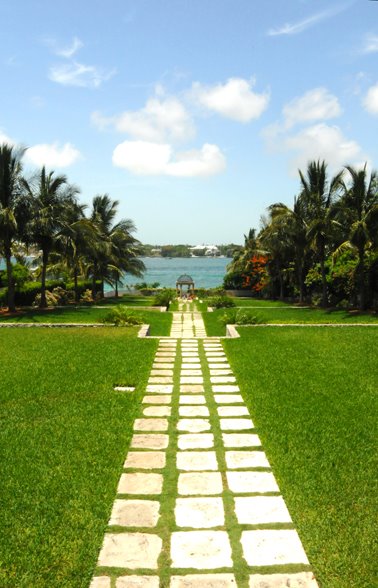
<box><xmin>170</xmin><ymin>307</ymin><xmax>207</xmax><ymax>338</ymax></box>
<box><xmin>91</xmin><ymin>328</ymin><xmax>319</xmax><ymax>587</ymax></box>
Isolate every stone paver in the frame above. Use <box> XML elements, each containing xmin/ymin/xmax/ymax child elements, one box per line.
<box><xmin>130</xmin><ymin>434</ymin><xmax>169</xmax><ymax>450</ymax></box>
<box><xmin>124</xmin><ymin>451</ymin><xmax>166</xmax><ymax>469</ymax></box>
<box><xmin>118</xmin><ymin>473</ymin><xmax>163</xmax><ymax>495</ymax></box>
<box><xmin>170</xmin><ymin>574</ymin><xmax>236</xmax><ymax>587</ymax></box>
<box><xmin>171</xmin><ymin>531</ymin><xmax>233</xmax><ymax>568</ymax></box>
<box><xmin>98</xmin><ymin>533</ymin><xmax>162</xmax><ymax>568</ymax></box>
<box><xmin>175</xmin><ymin>497</ymin><xmax>225</xmax><ymax>528</ymax></box>
<box><xmin>178</xmin><ymin>472</ymin><xmax>223</xmax><ymax>495</ymax></box>
<box><xmin>241</xmin><ymin>530</ymin><xmax>309</xmax><ymax>566</ymax></box>
<box><xmin>177</xmin><ymin>451</ymin><xmax>218</xmax><ymax>471</ymax></box>
<box><xmin>91</xmin><ymin>319</ymin><xmax>318</xmax><ymax>587</ymax></box>
<box><xmin>109</xmin><ymin>499</ymin><xmax>160</xmax><ymax>527</ymax></box>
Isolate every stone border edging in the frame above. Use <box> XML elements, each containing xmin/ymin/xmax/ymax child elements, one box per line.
<box><xmin>138</xmin><ymin>324</ymin><xmax>150</xmax><ymax>337</ymax></box>
<box><xmin>226</xmin><ymin>325</ymin><xmax>240</xmax><ymax>338</ymax></box>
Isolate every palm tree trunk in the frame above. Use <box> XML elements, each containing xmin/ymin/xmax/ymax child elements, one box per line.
<box><xmin>5</xmin><ymin>244</ymin><xmax>16</xmax><ymax>312</ymax></box>
<box><xmin>320</xmin><ymin>245</ymin><xmax>327</xmax><ymax>307</ymax></box>
<box><xmin>74</xmin><ymin>267</ymin><xmax>79</xmax><ymax>303</ymax></box>
<box><xmin>297</xmin><ymin>259</ymin><xmax>304</xmax><ymax>303</ymax></box>
<box><xmin>358</xmin><ymin>245</ymin><xmax>366</xmax><ymax>311</ymax></box>
<box><xmin>115</xmin><ymin>280</ymin><xmax>119</xmax><ymax>298</ymax></box>
<box><xmin>91</xmin><ymin>261</ymin><xmax>97</xmax><ymax>299</ymax></box>
<box><xmin>40</xmin><ymin>249</ymin><xmax>49</xmax><ymax>308</ymax></box>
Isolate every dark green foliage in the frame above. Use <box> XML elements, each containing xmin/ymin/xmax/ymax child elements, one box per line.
<box><xmin>102</xmin><ymin>305</ymin><xmax>143</xmax><ymax>326</ymax></box>
<box><xmin>153</xmin><ymin>288</ymin><xmax>176</xmax><ymax>309</ymax></box>
<box><xmin>220</xmin><ymin>308</ymin><xmax>266</xmax><ymax>325</ymax></box>
<box><xmin>207</xmin><ymin>295</ymin><xmax>236</xmax><ymax>309</ymax></box>
<box><xmin>223</xmin><ymin>270</ymin><xmax>246</xmax><ymax>289</ymax></box>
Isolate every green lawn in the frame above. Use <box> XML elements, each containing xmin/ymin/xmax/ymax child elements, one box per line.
<box><xmin>0</xmin><ymin>328</ymin><xmax>157</xmax><ymax>588</ymax></box>
<box><xmin>95</xmin><ymin>294</ymin><xmax>156</xmax><ymax>306</ymax></box>
<box><xmin>203</xmin><ymin>306</ymin><xmax>378</xmax><ymax>336</ymax></box>
<box><xmin>0</xmin><ymin>306</ymin><xmax>172</xmax><ymax>336</ymax></box>
<box><xmin>224</xmin><ymin>327</ymin><xmax>378</xmax><ymax>588</ymax></box>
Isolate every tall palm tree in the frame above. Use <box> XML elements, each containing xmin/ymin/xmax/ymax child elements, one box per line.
<box><xmin>0</xmin><ymin>143</ymin><xmax>28</xmax><ymax>312</ymax></box>
<box><xmin>23</xmin><ymin>167</ymin><xmax>79</xmax><ymax>308</ymax></box>
<box><xmin>299</xmin><ymin>160</ymin><xmax>344</xmax><ymax>307</ymax></box>
<box><xmin>335</xmin><ymin>164</ymin><xmax>378</xmax><ymax>309</ymax></box>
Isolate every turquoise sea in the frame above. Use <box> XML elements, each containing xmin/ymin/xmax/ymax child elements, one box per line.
<box><xmin>118</xmin><ymin>257</ymin><xmax>232</xmax><ymax>290</ymax></box>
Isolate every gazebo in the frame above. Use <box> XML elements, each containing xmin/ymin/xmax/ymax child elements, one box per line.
<box><xmin>176</xmin><ymin>274</ymin><xmax>195</xmax><ymax>298</ymax></box>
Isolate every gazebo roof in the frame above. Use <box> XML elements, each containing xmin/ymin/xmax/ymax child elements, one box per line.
<box><xmin>176</xmin><ymin>274</ymin><xmax>194</xmax><ymax>285</ymax></box>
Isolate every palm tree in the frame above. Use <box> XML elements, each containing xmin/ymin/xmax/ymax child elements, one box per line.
<box><xmin>23</xmin><ymin>167</ymin><xmax>79</xmax><ymax>308</ymax></box>
<box><xmin>335</xmin><ymin>164</ymin><xmax>378</xmax><ymax>310</ymax></box>
<box><xmin>0</xmin><ymin>143</ymin><xmax>28</xmax><ymax>312</ymax></box>
<box><xmin>299</xmin><ymin>160</ymin><xmax>344</xmax><ymax>307</ymax></box>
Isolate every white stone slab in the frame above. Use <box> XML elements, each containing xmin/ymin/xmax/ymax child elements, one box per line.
<box><xmin>171</xmin><ymin>531</ymin><xmax>232</xmax><ymax>569</ymax></box>
<box><xmin>170</xmin><ymin>574</ymin><xmax>236</xmax><ymax>588</ymax></box>
<box><xmin>150</xmin><ymin>369</ymin><xmax>173</xmax><ymax>376</ymax></box>
<box><xmin>118</xmin><ymin>473</ymin><xmax>163</xmax><ymax>495</ymax></box>
<box><xmin>249</xmin><ymin>572</ymin><xmax>319</xmax><ymax>588</ymax></box>
<box><xmin>210</xmin><ymin>369</ymin><xmax>233</xmax><ymax>376</ymax></box>
<box><xmin>131</xmin><ymin>434</ymin><xmax>169</xmax><ymax>450</ymax></box>
<box><xmin>179</xmin><ymin>406</ymin><xmax>209</xmax><ymax>417</ymax></box>
<box><xmin>134</xmin><ymin>418</ymin><xmax>168</xmax><ymax>432</ymax></box>
<box><xmin>235</xmin><ymin>496</ymin><xmax>292</xmax><ymax>525</ymax></box>
<box><xmin>177</xmin><ymin>419</ymin><xmax>211</xmax><ymax>433</ymax></box>
<box><xmin>98</xmin><ymin>533</ymin><xmax>162</xmax><ymax>569</ymax></box>
<box><xmin>217</xmin><ymin>406</ymin><xmax>249</xmax><ymax>417</ymax></box>
<box><xmin>226</xmin><ymin>471</ymin><xmax>279</xmax><ymax>493</ymax></box>
<box><xmin>148</xmin><ymin>376</ymin><xmax>173</xmax><ymax>384</ymax></box>
<box><xmin>213</xmin><ymin>385</ymin><xmax>240</xmax><ymax>393</ymax></box>
<box><xmin>214</xmin><ymin>394</ymin><xmax>244</xmax><ymax>404</ymax></box>
<box><xmin>152</xmin><ymin>363</ymin><xmax>174</xmax><ymax>370</ymax></box>
<box><xmin>143</xmin><ymin>406</ymin><xmax>172</xmax><ymax>417</ymax></box>
<box><xmin>210</xmin><ymin>376</ymin><xmax>236</xmax><ymax>384</ymax></box>
<box><xmin>180</xmin><ymin>384</ymin><xmax>205</xmax><ymax>393</ymax></box>
<box><xmin>220</xmin><ymin>418</ymin><xmax>254</xmax><ymax>431</ymax></box>
<box><xmin>180</xmin><ymin>376</ymin><xmax>204</xmax><ymax>384</ymax></box>
<box><xmin>205</xmin><ymin>352</ymin><xmax>226</xmax><ymax>357</ymax></box>
<box><xmin>90</xmin><ymin>578</ymin><xmax>110</xmax><ymax>588</ymax></box>
<box><xmin>177</xmin><ymin>451</ymin><xmax>218</xmax><ymax>471</ymax></box>
<box><xmin>180</xmin><ymin>395</ymin><xmax>206</xmax><ymax>405</ymax></box>
<box><xmin>182</xmin><ymin>357</ymin><xmax>202</xmax><ymax>363</ymax></box>
<box><xmin>178</xmin><ymin>434</ymin><xmax>214</xmax><ymax>450</ymax></box>
<box><xmin>155</xmin><ymin>353</ymin><xmax>176</xmax><ymax>358</ymax></box>
<box><xmin>154</xmin><ymin>358</ymin><xmax>175</xmax><ymax>364</ymax></box>
<box><xmin>178</xmin><ymin>472</ymin><xmax>223</xmax><ymax>496</ymax></box>
<box><xmin>241</xmin><ymin>530</ymin><xmax>309</xmax><ymax>566</ymax></box>
<box><xmin>180</xmin><ymin>369</ymin><xmax>202</xmax><ymax>376</ymax></box>
<box><xmin>181</xmin><ymin>363</ymin><xmax>201</xmax><ymax>369</ymax></box>
<box><xmin>109</xmin><ymin>499</ymin><xmax>160</xmax><ymax>527</ymax></box>
<box><xmin>222</xmin><ymin>433</ymin><xmax>261</xmax><ymax>448</ymax></box>
<box><xmin>181</xmin><ymin>353</ymin><xmax>200</xmax><ymax>358</ymax></box>
<box><xmin>124</xmin><ymin>451</ymin><xmax>166</xmax><ymax>469</ymax></box>
<box><xmin>117</xmin><ymin>576</ymin><xmax>160</xmax><ymax>588</ymax></box>
<box><xmin>114</xmin><ymin>386</ymin><xmax>135</xmax><ymax>392</ymax></box>
<box><xmin>146</xmin><ymin>385</ymin><xmax>173</xmax><ymax>394</ymax></box>
<box><xmin>225</xmin><ymin>451</ymin><xmax>270</xmax><ymax>469</ymax></box>
<box><xmin>206</xmin><ymin>358</ymin><xmax>228</xmax><ymax>363</ymax></box>
<box><xmin>175</xmin><ymin>497</ymin><xmax>225</xmax><ymax>528</ymax></box>
<box><xmin>142</xmin><ymin>395</ymin><xmax>172</xmax><ymax>404</ymax></box>
<box><xmin>209</xmin><ymin>363</ymin><xmax>231</xmax><ymax>370</ymax></box>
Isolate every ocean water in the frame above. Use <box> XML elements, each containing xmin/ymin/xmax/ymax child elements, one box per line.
<box><xmin>118</xmin><ymin>257</ymin><xmax>232</xmax><ymax>290</ymax></box>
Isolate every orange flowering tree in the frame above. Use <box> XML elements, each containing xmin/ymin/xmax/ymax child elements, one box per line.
<box><xmin>242</xmin><ymin>255</ymin><xmax>269</xmax><ymax>293</ymax></box>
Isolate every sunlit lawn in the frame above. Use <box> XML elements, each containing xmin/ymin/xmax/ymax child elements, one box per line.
<box><xmin>0</xmin><ymin>328</ymin><xmax>157</xmax><ymax>588</ymax></box>
<box><xmin>224</xmin><ymin>327</ymin><xmax>378</xmax><ymax>588</ymax></box>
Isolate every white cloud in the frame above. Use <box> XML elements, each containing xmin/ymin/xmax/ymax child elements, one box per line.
<box><xmin>363</xmin><ymin>83</ymin><xmax>378</xmax><ymax>114</ymax></box>
<box><xmin>283</xmin><ymin>87</ymin><xmax>342</xmax><ymax>128</ymax></box>
<box><xmin>49</xmin><ymin>62</ymin><xmax>115</xmax><ymax>88</ymax></box>
<box><xmin>56</xmin><ymin>37</ymin><xmax>83</xmax><ymax>58</ymax></box>
<box><xmin>113</xmin><ymin>141</ymin><xmax>226</xmax><ymax>177</ymax></box>
<box><xmin>25</xmin><ymin>142</ymin><xmax>82</xmax><ymax>168</ymax></box>
<box><xmin>281</xmin><ymin>124</ymin><xmax>365</xmax><ymax>174</ymax></box>
<box><xmin>92</xmin><ymin>96</ymin><xmax>195</xmax><ymax>142</ymax></box>
<box><xmin>361</xmin><ymin>33</ymin><xmax>378</xmax><ymax>54</ymax></box>
<box><xmin>267</xmin><ymin>4</ymin><xmax>349</xmax><ymax>36</ymax></box>
<box><xmin>192</xmin><ymin>78</ymin><xmax>269</xmax><ymax>122</ymax></box>
<box><xmin>0</xmin><ymin>131</ymin><xmax>16</xmax><ymax>146</ymax></box>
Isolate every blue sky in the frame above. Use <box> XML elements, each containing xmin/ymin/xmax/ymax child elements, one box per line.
<box><xmin>1</xmin><ymin>0</ymin><xmax>378</xmax><ymax>244</ymax></box>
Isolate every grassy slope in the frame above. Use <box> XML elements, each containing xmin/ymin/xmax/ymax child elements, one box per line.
<box><xmin>224</xmin><ymin>327</ymin><xmax>378</xmax><ymax>588</ymax></box>
<box><xmin>0</xmin><ymin>328</ymin><xmax>157</xmax><ymax>588</ymax></box>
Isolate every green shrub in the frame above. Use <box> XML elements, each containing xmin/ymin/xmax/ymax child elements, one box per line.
<box><xmin>220</xmin><ymin>308</ymin><xmax>266</xmax><ymax>325</ymax></box>
<box><xmin>102</xmin><ymin>306</ymin><xmax>143</xmax><ymax>326</ymax></box>
<box><xmin>207</xmin><ymin>295</ymin><xmax>236</xmax><ymax>309</ymax></box>
<box><xmin>33</xmin><ymin>291</ymin><xmax>59</xmax><ymax>308</ymax></box>
<box><xmin>153</xmin><ymin>288</ymin><xmax>176</xmax><ymax>309</ymax></box>
<box><xmin>80</xmin><ymin>289</ymin><xmax>94</xmax><ymax>303</ymax></box>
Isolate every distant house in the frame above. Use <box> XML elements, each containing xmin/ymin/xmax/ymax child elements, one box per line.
<box><xmin>189</xmin><ymin>244</ymin><xmax>220</xmax><ymax>257</ymax></box>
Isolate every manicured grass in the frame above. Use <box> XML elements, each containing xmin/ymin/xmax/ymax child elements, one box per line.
<box><xmin>96</xmin><ymin>294</ymin><xmax>156</xmax><ymax>306</ymax></box>
<box><xmin>0</xmin><ymin>328</ymin><xmax>157</xmax><ymax>588</ymax></box>
<box><xmin>202</xmin><ymin>306</ymin><xmax>378</xmax><ymax>336</ymax></box>
<box><xmin>224</xmin><ymin>327</ymin><xmax>378</xmax><ymax>588</ymax></box>
<box><xmin>0</xmin><ymin>306</ymin><xmax>172</xmax><ymax>336</ymax></box>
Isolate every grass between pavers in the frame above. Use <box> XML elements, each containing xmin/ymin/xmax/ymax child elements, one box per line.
<box><xmin>223</xmin><ymin>327</ymin><xmax>378</xmax><ymax>588</ymax></box>
<box><xmin>0</xmin><ymin>306</ymin><xmax>172</xmax><ymax>336</ymax></box>
<box><xmin>202</xmin><ymin>306</ymin><xmax>378</xmax><ymax>337</ymax></box>
<box><xmin>0</xmin><ymin>328</ymin><xmax>157</xmax><ymax>588</ymax></box>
